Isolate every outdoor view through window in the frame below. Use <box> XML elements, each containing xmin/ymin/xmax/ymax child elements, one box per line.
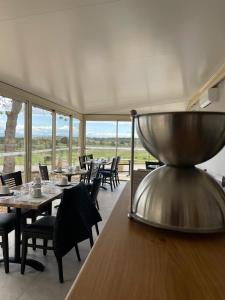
<box><xmin>85</xmin><ymin>121</ymin><xmax>154</xmax><ymax>170</ymax></box>
<box><xmin>0</xmin><ymin>96</ymin><xmax>25</xmax><ymax>174</ymax></box>
<box><xmin>0</xmin><ymin>96</ymin><xmax>155</xmax><ymax>177</ymax></box>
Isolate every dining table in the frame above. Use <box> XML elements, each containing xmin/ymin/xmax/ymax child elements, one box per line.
<box><xmin>84</xmin><ymin>159</ymin><xmax>112</xmax><ymax>168</ymax></box>
<box><xmin>52</xmin><ymin>169</ymin><xmax>87</xmax><ymax>182</ymax></box>
<box><xmin>0</xmin><ymin>181</ymin><xmax>76</xmax><ymax>271</ymax></box>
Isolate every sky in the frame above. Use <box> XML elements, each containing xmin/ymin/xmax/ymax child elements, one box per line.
<box><xmin>0</xmin><ymin>98</ymin><xmax>132</xmax><ymax>138</ymax></box>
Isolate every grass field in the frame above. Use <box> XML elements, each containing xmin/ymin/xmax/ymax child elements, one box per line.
<box><xmin>0</xmin><ymin>137</ymin><xmax>156</xmax><ymax>171</ymax></box>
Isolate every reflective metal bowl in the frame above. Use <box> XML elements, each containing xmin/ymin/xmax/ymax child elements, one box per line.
<box><xmin>133</xmin><ymin>166</ymin><xmax>225</xmax><ymax>233</ymax></box>
<box><xmin>136</xmin><ymin>111</ymin><xmax>225</xmax><ymax>166</ymax></box>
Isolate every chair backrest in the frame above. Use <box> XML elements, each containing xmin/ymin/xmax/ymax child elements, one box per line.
<box><xmin>222</xmin><ymin>176</ymin><xmax>225</xmax><ymax>187</ymax></box>
<box><xmin>88</xmin><ymin>162</ymin><xmax>100</xmax><ymax>183</ymax></box>
<box><xmin>53</xmin><ymin>183</ymin><xmax>102</xmax><ymax>258</ymax></box>
<box><xmin>90</xmin><ymin>178</ymin><xmax>101</xmax><ymax>207</ymax></box>
<box><xmin>115</xmin><ymin>156</ymin><xmax>121</xmax><ymax>171</ymax></box>
<box><xmin>110</xmin><ymin>157</ymin><xmax>117</xmax><ymax>172</ymax></box>
<box><xmin>86</xmin><ymin>154</ymin><xmax>93</xmax><ymax>160</ymax></box>
<box><xmin>39</xmin><ymin>164</ymin><xmax>49</xmax><ymax>180</ymax></box>
<box><xmin>145</xmin><ymin>161</ymin><xmax>160</xmax><ymax>170</ymax></box>
<box><xmin>0</xmin><ymin>171</ymin><xmax>23</xmax><ymax>188</ymax></box>
<box><xmin>79</xmin><ymin>155</ymin><xmax>87</xmax><ymax>170</ymax></box>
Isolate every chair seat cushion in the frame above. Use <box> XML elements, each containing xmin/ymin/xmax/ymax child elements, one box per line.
<box><xmin>0</xmin><ymin>213</ymin><xmax>16</xmax><ymax>232</ymax></box>
<box><xmin>100</xmin><ymin>170</ymin><xmax>112</xmax><ymax>176</ymax></box>
<box><xmin>23</xmin><ymin>216</ymin><xmax>55</xmax><ymax>236</ymax></box>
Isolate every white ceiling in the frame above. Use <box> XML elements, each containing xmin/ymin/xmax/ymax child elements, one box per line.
<box><xmin>0</xmin><ymin>0</ymin><xmax>225</xmax><ymax>114</ymax></box>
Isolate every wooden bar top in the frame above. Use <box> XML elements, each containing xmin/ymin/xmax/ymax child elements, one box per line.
<box><xmin>66</xmin><ymin>183</ymin><xmax>225</xmax><ymax>300</ymax></box>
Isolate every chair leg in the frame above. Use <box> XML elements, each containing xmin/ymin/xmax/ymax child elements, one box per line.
<box><xmin>47</xmin><ymin>204</ymin><xmax>52</xmax><ymax>216</ymax></box>
<box><xmin>74</xmin><ymin>244</ymin><xmax>81</xmax><ymax>261</ymax></box>
<box><xmin>56</xmin><ymin>256</ymin><xmax>64</xmax><ymax>283</ymax></box>
<box><xmin>117</xmin><ymin>172</ymin><xmax>120</xmax><ymax>184</ymax></box>
<box><xmin>112</xmin><ymin>176</ymin><xmax>116</xmax><ymax>188</ymax></box>
<box><xmin>31</xmin><ymin>216</ymin><xmax>36</xmax><ymax>251</ymax></box>
<box><xmin>89</xmin><ymin>231</ymin><xmax>94</xmax><ymax>248</ymax></box>
<box><xmin>96</xmin><ymin>200</ymin><xmax>99</xmax><ymax>210</ymax></box>
<box><xmin>21</xmin><ymin>236</ymin><xmax>28</xmax><ymax>274</ymax></box>
<box><xmin>114</xmin><ymin>173</ymin><xmax>118</xmax><ymax>186</ymax></box>
<box><xmin>95</xmin><ymin>223</ymin><xmax>99</xmax><ymax>235</ymax></box>
<box><xmin>110</xmin><ymin>177</ymin><xmax>113</xmax><ymax>192</ymax></box>
<box><xmin>43</xmin><ymin>239</ymin><xmax>48</xmax><ymax>256</ymax></box>
<box><xmin>2</xmin><ymin>233</ymin><xmax>9</xmax><ymax>273</ymax></box>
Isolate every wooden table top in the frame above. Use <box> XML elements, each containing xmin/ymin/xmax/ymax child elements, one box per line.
<box><xmin>84</xmin><ymin>159</ymin><xmax>111</xmax><ymax>165</ymax></box>
<box><xmin>66</xmin><ymin>182</ymin><xmax>225</xmax><ymax>300</ymax></box>
<box><xmin>0</xmin><ymin>183</ymin><xmax>66</xmax><ymax>209</ymax></box>
<box><xmin>52</xmin><ymin>169</ymin><xmax>87</xmax><ymax>176</ymax></box>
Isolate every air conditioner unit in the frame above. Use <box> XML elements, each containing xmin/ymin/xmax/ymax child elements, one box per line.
<box><xmin>199</xmin><ymin>87</ymin><xmax>218</xmax><ymax>108</ymax></box>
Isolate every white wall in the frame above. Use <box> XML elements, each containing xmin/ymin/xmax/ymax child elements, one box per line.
<box><xmin>194</xmin><ymin>79</ymin><xmax>225</xmax><ymax>181</ymax></box>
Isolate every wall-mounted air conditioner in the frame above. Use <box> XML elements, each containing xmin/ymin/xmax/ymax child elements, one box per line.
<box><xmin>199</xmin><ymin>87</ymin><xmax>218</xmax><ymax>108</ymax></box>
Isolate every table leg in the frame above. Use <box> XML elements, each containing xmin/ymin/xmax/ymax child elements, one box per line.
<box><xmin>14</xmin><ymin>208</ymin><xmax>21</xmax><ymax>261</ymax></box>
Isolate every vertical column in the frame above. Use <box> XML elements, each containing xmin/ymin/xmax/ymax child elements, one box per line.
<box><xmin>115</xmin><ymin>120</ymin><xmax>118</xmax><ymax>156</ymax></box>
<box><xmin>129</xmin><ymin>110</ymin><xmax>137</xmax><ymax>217</ymax></box>
<box><xmin>79</xmin><ymin>115</ymin><xmax>86</xmax><ymax>156</ymax></box>
<box><xmin>69</xmin><ymin>116</ymin><xmax>73</xmax><ymax>165</ymax></box>
<box><xmin>25</xmin><ymin>101</ymin><xmax>32</xmax><ymax>182</ymax></box>
<box><xmin>52</xmin><ymin>111</ymin><xmax>56</xmax><ymax>170</ymax></box>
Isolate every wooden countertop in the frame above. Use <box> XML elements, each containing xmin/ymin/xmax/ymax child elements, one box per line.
<box><xmin>66</xmin><ymin>183</ymin><xmax>225</xmax><ymax>300</ymax></box>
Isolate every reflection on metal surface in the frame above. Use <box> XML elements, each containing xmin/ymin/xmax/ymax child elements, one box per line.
<box><xmin>136</xmin><ymin>111</ymin><xmax>225</xmax><ymax>166</ymax></box>
<box><xmin>132</xmin><ymin>111</ymin><xmax>225</xmax><ymax>233</ymax></box>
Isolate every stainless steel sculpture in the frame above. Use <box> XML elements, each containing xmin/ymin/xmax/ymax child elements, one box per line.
<box><xmin>131</xmin><ymin>111</ymin><xmax>225</xmax><ymax>233</ymax></box>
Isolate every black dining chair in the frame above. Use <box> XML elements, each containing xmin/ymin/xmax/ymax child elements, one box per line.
<box><xmin>100</xmin><ymin>157</ymin><xmax>117</xmax><ymax>192</ymax></box>
<box><xmin>0</xmin><ymin>213</ymin><xmax>16</xmax><ymax>273</ymax></box>
<box><xmin>39</xmin><ymin>164</ymin><xmax>49</xmax><ymax>181</ymax></box>
<box><xmin>145</xmin><ymin>161</ymin><xmax>160</xmax><ymax>170</ymax></box>
<box><xmin>1</xmin><ymin>171</ymin><xmax>52</xmax><ymax>250</ymax></box>
<box><xmin>79</xmin><ymin>155</ymin><xmax>87</xmax><ymax>170</ymax></box>
<box><xmin>79</xmin><ymin>155</ymin><xmax>89</xmax><ymax>182</ymax></box>
<box><xmin>89</xmin><ymin>177</ymin><xmax>101</xmax><ymax>211</ymax></box>
<box><xmin>0</xmin><ymin>171</ymin><xmax>22</xmax><ymax>189</ymax></box>
<box><xmin>85</xmin><ymin>177</ymin><xmax>101</xmax><ymax>235</ymax></box>
<box><xmin>114</xmin><ymin>156</ymin><xmax>121</xmax><ymax>186</ymax></box>
<box><xmin>86</xmin><ymin>162</ymin><xmax>100</xmax><ymax>184</ymax></box>
<box><xmin>86</xmin><ymin>154</ymin><xmax>93</xmax><ymax>160</ymax></box>
<box><xmin>0</xmin><ymin>171</ymin><xmax>37</xmax><ymax>218</ymax></box>
<box><xmin>21</xmin><ymin>183</ymin><xmax>102</xmax><ymax>283</ymax></box>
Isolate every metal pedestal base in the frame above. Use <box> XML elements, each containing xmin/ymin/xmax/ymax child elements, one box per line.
<box><xmin>0</xmin><ymin>257</ymin><xmax>45</xmax><ymax>271</ymax></box>
<box><xmin>132</xmin><ymin>166</ymin><xmax>225</xmax><ymax>233</ymax></box>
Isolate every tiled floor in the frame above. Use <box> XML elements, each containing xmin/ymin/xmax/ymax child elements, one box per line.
<box><xmin>0</xmin><ymin>181</ymin><xmax>127</xmax><ymax>300</ymax></box>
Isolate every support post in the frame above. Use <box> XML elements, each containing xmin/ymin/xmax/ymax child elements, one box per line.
<box><xmin>128</xmin><ymin>110</ymin><xmax>137</xmax><ymax>218</ymax></box>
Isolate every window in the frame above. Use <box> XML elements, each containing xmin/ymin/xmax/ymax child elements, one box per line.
<box><xmin>86</xmin><ymin>121</ymin><xmax>117</xmax><ymax>158</ymax></box>
<box><xmin>56</xmin><ymin>113</ymin><xmax>70</xmax><ymax>167</ymax></box>
<box><xmin>85</xmin><ymin>119</ymin><xmax>155</xmax><ymax>172</ymax></box>
<box><xmin>32</xmin><ymin>106</ymin><xmax>53</xmax><ymax>174</ymax></box>
<box><xmin>0</xmin><ymin>96</ymin><xmax>25</xmax><ymax>176</ymax></box>
<box><xmin>72</xmin><ymin>117</ymin><xmax>80</xmax><ymax>164</ymax></box>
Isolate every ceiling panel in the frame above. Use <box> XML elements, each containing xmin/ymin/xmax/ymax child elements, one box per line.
<box><xmin>0</xmin><ymin>0</ymin><xmax>225</xmax><ymax>113</ymax></box>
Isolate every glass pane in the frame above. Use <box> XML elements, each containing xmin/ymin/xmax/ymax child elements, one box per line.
<box><xmin>56</xmin><ymin>113</ymin><xmax>70</xmax><ymax>167</ymax></box>
<box><xmin>72</xmin><ymin>118</ymin><xmax>80</xmax><ymax>164</ymax></box>
<box><xmin>32</xmin><ymin>107</ymin><xmax>52</xmax><ymax>175</ymax></box>
<box><xmin>86</xmin><ymin>121</ymin><xmax>117</xmax><ymax>159</ymax></box>
<box><xmin>0</xmin><ymin>96</ymin><xmax>25</xmax><ymax>177</ymax></box>
<box><xmin>134</xmin><ymin>120</ymin><xmax>156</xmax><ymax>169</ymax></box>
<box><xmin>117</xmin><ymin>121</ymin><xmax>131</xmax><ymax>173</ymax></box>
